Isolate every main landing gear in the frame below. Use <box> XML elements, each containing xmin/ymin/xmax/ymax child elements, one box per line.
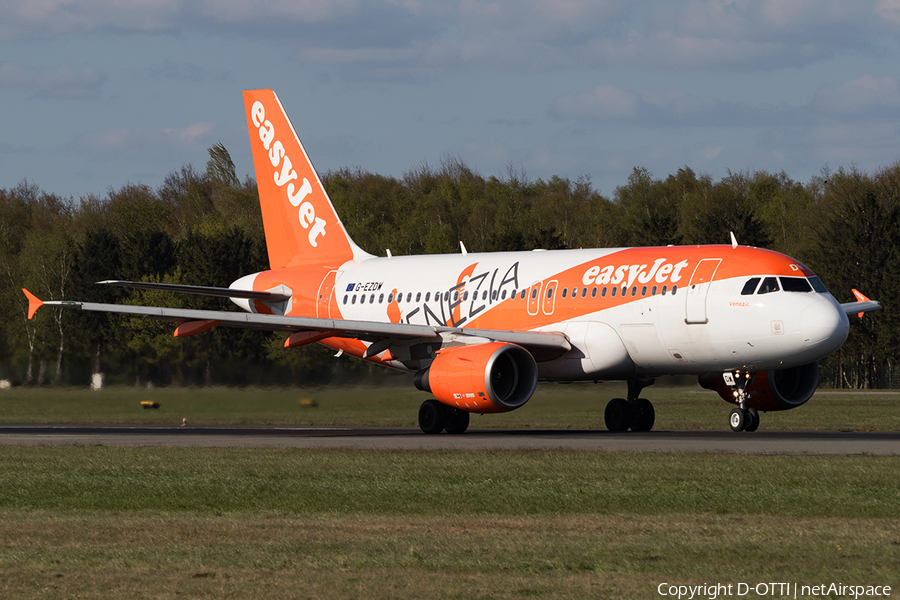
<box><xmin>725</xmin><ymin>371</ymin><xmax>759</xmax><ymax>432</ymax></box>
<box><xmin>418</xmin><ymin>399</ymin><xmax>470</xmax><ymax>434</ymax></box>
<box><xmin>604</xmin><ymin>378</ymin><xmax>656</xmax><ymax>432</ymax></box>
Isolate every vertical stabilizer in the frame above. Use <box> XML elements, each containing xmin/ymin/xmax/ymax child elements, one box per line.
<box><xmin>243</xmin><ymin>89</ymin><xmax>371</xmax><ymax>269</ymax></box>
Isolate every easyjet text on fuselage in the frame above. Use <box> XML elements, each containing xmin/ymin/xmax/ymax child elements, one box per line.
<box><xmin>582</xmin><ymin>258</ymin><xmax>690</xmax><ymax>288</ymax></box>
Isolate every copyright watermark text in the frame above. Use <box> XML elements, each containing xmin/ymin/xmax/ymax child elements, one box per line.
<box><xmin>657</xmin><ymin>583</ymin><xmax>892</xmax><ymax>599</ymax></box>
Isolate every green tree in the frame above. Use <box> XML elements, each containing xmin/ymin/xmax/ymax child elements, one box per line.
<box><xmin>815</xmin><ymin>165</ymin><xmax>900</xmax><ymax>387</ymax></box>
<box><xmin>615</xmin><ymin>167</ymin><xmax>682</xmax><ymax>247</ymax></box>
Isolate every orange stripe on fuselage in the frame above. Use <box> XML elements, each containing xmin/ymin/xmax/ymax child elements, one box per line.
<box><xmin>463</xmin><ymin>245</ymin><xmax>813</xmax><ymax>331</ymax></box>
<box><xmin>246</xmin><ymin>245</ymin><xmax>814</xmax><ymax>362</ymax></box>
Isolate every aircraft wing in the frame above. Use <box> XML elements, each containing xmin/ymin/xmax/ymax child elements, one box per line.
<box><xmin>840</xmin><ymin>289</ymin><xmax>883</xmax><ymax>317</ymax></box>
<box><xmin>840</xmin><ymin>300</ymin><xmax>882</xmax><ymax>316</ymax></box>
<box><xmin>21</xmin><ymin>289</ymin><xmax>571</xmax><ymax>356</ymax></box>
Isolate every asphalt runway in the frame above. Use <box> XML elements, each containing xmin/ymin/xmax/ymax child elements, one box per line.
<box><xmin>1</xmin><ymin>424</ymin><xmax>898</xmax><ymax>454</ymax></box>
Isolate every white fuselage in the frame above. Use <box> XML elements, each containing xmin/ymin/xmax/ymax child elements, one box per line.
<box><xmin>232</xmin><ymin>245</ymin><xmax>850</xmax><ymax>381</ymax></box>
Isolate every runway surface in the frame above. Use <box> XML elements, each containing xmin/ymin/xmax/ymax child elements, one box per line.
<box><xmin>1</xmin><ymin>424</ymin><xmax>898</xmax><ymax>454</ymax></box>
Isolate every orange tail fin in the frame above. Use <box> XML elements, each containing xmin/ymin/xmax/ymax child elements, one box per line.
<box><xmin>243</xmin><ymin>89</ymin><xmax>371</xmax><ymax>269</ymax></box>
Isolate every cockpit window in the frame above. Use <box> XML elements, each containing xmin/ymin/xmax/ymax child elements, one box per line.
<box><xmin>740</xmin><ymin>277</ymin><xmax>760</xmax><ymax>295</ymax></box>
<box><xmin>808</xmin><ymin>276</ymin><xmax>829</xmax><ymax>294</ymax></box>
<box><xmin>780</xmin><ymin>277</ymin><xmax>813</xmax><ymax>293</ymax></box>
<box><xmin>757</xmin><ymin>277</ymin><xmax>780</xmax><ymax>294</ymax></box>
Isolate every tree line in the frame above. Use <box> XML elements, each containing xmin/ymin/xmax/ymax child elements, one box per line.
<box><xmin>2</xmin><ymin>145</ymin><xmax>897</xmax><ymax>388</ymax></box>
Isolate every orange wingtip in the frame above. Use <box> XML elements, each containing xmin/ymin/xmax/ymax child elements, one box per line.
<box><xmin>22</xmin><ymin>289</ymin><xmax>43</xmax><ymax>319</ymax></box>
<box><xmin>851</xmin><ymin>289</ymin><xmax>870</xmax><ymax>318</ymax></box>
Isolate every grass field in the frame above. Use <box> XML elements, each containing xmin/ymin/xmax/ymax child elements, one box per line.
<box><xmin>1</xmin><ymin>447</ymin><xmax>899</xmax><ymax>599</ymax></box>
<box><xmin>2</xmin><ymin>382</ymin><xmax>899</xmax><ymax>430</ymax></box>
<box><xmin>1</xmin><ymin>386</ymin><xmax>899</xmax><ymax>598</ymax></box>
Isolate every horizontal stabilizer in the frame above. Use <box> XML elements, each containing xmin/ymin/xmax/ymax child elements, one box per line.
<box><xmin>97</xmin><ymin>280</ymin><xmax>291</xmax><ymax>301</ymax></box>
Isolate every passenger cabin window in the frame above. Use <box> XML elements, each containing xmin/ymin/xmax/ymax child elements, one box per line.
<box><xmin>780</xmin><ymin>277</ymin><xmax>813</xmax><ymax>293</ymax></box>
<box><xmin>757</xmin><ymin>277</ymin><xmax>779</xmax><ymax>294</ymax></box>
<box><xmin>741</xmin><ymin>277</ymin><xmax>760</xmax><ymax>295</ymax></box>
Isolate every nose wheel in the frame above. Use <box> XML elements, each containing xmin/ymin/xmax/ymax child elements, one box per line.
<box><xmin>724</xmin><ymin>370</ymin><xmax>760</xmax><ymax>432</ymax></box>
<box><xmin>729</xmin><ymin>407</ymin><xmax>759</xmax><ymax>432</ymax></box>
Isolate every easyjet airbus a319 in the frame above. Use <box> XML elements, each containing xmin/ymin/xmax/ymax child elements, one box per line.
<box><xmin>24</xmin><ymin>89</ymin><xmax>882</xmax><ymax>433</ymax></box>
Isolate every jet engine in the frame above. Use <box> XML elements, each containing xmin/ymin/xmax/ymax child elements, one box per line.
<box><xmin>414</xmin><ymin>342</ymin><xmax>538</xmax><ymax>413</ymax></box>
<box><xmin>701</xmin><ymin>362</ymin><xmax>820</xmax><ymax>411</ymax></box>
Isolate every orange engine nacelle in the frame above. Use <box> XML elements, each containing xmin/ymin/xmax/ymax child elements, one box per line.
<box><xmin>701</xmin><ymin>362</ymin><xmax>820</xmax><ymax>411</ymax></box>
<box><xmin>414</xmin><ymin>342</ymin><xmax>538</xmax><ymax>413</ymax></box>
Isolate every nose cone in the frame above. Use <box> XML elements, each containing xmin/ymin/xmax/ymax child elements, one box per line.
<box><xmin>800</xmin><ymin>298</ymin><xmax>849</xmax><ymax>353</ymax></box>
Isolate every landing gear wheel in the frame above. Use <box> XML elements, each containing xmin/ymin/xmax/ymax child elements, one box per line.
<box><xmin>744</xmin><ymin>407</ymin><xmax>759</xmax><ymax>432</ymax></box>
<box><xmin>630</xmin><ymin>398</ymin><xmax>655</xmax><ymax>432</ymax></box>
<box><xmin>418</xmin><ymin>399</ymin><xmax>447</xmax><ymax>434</ymax></box>
<box><xmin>605</xmin><ymin>398</ymin><xmax>632</xmax><ymax>432</ymax></box>
<box><xmin>444</xmin><ymin>408</ymin><xmax>470</xmax><ymax>434</ymax></box>
<box><xmin>729</xmin><ymin>407</ymin><xmax>746</xmax><ymax>432</ymax></box>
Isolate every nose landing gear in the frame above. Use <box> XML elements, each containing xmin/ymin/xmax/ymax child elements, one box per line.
<box><xmin>728</xmin><ymin>406</ymin><xmax>759</xmax><ymax>432</ymax></box>
<box><xmin>724</xmin><ymin>371</ymin><xmax>760</xmax><ymax>432</ymax></box>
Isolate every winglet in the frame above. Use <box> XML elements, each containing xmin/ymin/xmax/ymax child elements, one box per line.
<box><xmin>851</xmin><ymin>288</ymin><xmax>870</xmax><ymax>318</ymax></box>
<box><xmin>22</xmin><ymin>289</ymin><xmax>43</xmax><ymax>320</ymax></box>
